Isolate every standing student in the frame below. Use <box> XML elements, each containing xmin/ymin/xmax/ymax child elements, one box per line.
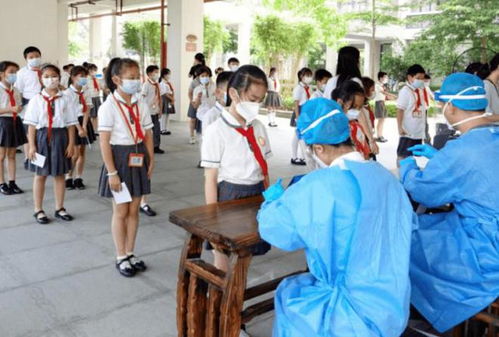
<box><xmin>187</xmin><ymin>64</ymin><xmax>202</xmax><ymax>144</ymax></box>
<box><xmin>0</xmin><ymin>61</ymin><xmax>27</xmax><ymax>195</ymax></box>
<box><xmin>396</xmin><ymin>64</ymin><xmax>428</xmax><ymax>165</ymax></box>
<box><xmin>197</xmin><ymin>71</ymin><xmax>232</xmax><ymax>128</ymax></box>
<box><xmin>264</xmin><ymin>67</ymin><xmax>282</xmax><ymax>127</ymax></box>
<box><xmin>101</xmin><ymin>67</ymin><xmax>111</xmax><ymax>102</ymax></box>
<box><xmin>290</xmin><ymin>67</ymin><xmax>313</xmax><ymax>166</ymax></box>
<box><xmin>87</xmin><ymin>63</ymin><xmax>102</xmax><ymax>133</ymax></box>
<box><xmin>201</xmin><ymin>65</ymin><xmax>272</xmax><ymax>273</ymax></box>
<box><xmin>323</xmin><ymin>46</ymin><xmax>363</xmax><ymax>99</ymax></box>
<box><xmin>64</xmin><ymin>65</ymin><xmax>95</xmax><ymax>190</ymax></box>
<box><xmin>312</xmin><ymin>69</ymin><xmax>332</xmax><ymax>98</ymax></box>
<box><xmin>423</xmin><ymin>74</ymin><xmax>434</xmax><ymax>144</ymax></box>
<box><xmin>60</xmin><ymin>64</ymin><xmax>74</xmax><ymax>89</ymax></box>
<box><xmin>227</xmin><ymin>57</ymin><xmax>240</xmax><ymax>72</ymax></box>
<box><xmin>98</xmin><ymin>57</ymin><xmax>154</xmax><ymax>277</ymax></box>
<box><xmin>192</xmin><ymin>66</ymin><xmax>216</xmax><ymax>132</ymax></box>
<box><xmin>24</xmin><ymin>64</ymin><xmax>78</xmax><ymax>224</ymax></box>
<box><xmin>159</xmin><ymin>68</ymin><xmax>175</xmax><ymax>135</ymax></box>
<box><xmin>142</xmin><ymin>65</ymin><xmax>165</xmax><ymax>154</ymax></box>
<box><xmin>374</xmin><ymin>71</ymin><xmax>396</xmax><ymax>142</ymax></box>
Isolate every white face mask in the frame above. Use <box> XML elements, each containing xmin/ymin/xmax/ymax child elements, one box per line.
<box><xmin>303</xmin><ymin>76</ymin><xmax>313</xmax><ymax>84</ymax></box>
<box><xmin>120</xmin><ymin>79</ymin><xmax>141</xmax><ymax>95</ymax></box>
<box><xmin>151</xmin><ymin>74</ymin><xmax>160</xmax><ymax>82</ymax></box>
<box><xmin>346</xmin><ymin>108</ymin><xmax>361</xmax><ymax>120</ymax></box>
<box><xmin>28</xmin><ymin>58</ymin><xmax>42</xmax><ymax>68</ymax></box>
<box><xmin>230</xmin><ymin>65</ymin><xmax>239</xmax><ymax>72</ymax></box>
<box><xmin>382</xmin><ymin>78</ymin><xmax>389</xmax><ymax>84</ymax></box>
<box><xmin>442</xmin><ymin>86</ymin><xmax>492</xmax><ymax>128</ymax></box>
<box><xmin>42</xmin><ymin>77</ymin><xmax>59</xmax><ymax>89</ymax></box>
<box><xmin>306</xmin><ymin>146</ymin><xmax>328</xmax><ymax>170</ymax></box>
<box><xmin>199</xmin><ymin>76</ymin><xmax>209</xmax><ymax>85</ymax></box>
<box><xmin>236</xmin><ymin>101</ymin><xmax>261</xmax><ymax>124</ymax></box>
<box><xmin>424</xmin><ymin>81</ymin><xmax>430</xmax><ymax>88</ymax></box>
<box><xmin>368</xmin><ymin>92</ymin><xmax>376</xmax><ymax>100</ymax></box>
<box><xmin>412</xmin><ymin>79</ymin><xmax>425</xmax><ymax>89</ymax></box>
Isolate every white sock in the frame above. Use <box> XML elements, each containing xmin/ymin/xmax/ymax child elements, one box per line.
<box><xmin>291</xmin><ymin>133</ymin><xmax>299</xmax><ymax>159</ymax></box>
<box><xmin>298</xmin><ymin>139</ymin><xmax>307</xmax><ymax>160</ymax></box>
<box><xmin>126</xmin><ymin>252</ymin><xmax>134</xmax><ymax>257</ymax></box>
<box><xmin>117</xmin><ymin>255</ymin><xmax>127</xmax><ymax>261</ymax></box>
<box><xmin>269</xmin><ymin>111</ymin><xmax>276</xmax><ymax>124</ymax></box>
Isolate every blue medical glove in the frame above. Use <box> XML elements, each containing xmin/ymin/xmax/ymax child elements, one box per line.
<box><xmin>408</xmin><ymin>144</ymin><xmax>438</xmax><ymax>159</ymax></box>
<box><xmin>399</xmin><ymin>156</ymin><xmax>418</xmax><ymax>182</ymax></box>
<box><xmin>263</xmin><ymin>178</ymin><xmax>285</xmax><ymax>202</ymax></box>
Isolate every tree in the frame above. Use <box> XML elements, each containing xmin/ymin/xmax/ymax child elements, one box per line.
<box><xmin>251</xmin><ymin>15</ymin><xmax>293</xmax><ymax>67</ymax></box>
<box><xmin>122</xmin><ymin>20</ymin><xmax>161</xmax><ymax>72</ymax></box>
<box><xmin>223</xmin><ymin>26</ymin><xmax>238</xmax><ymax>54</ymax></box>
<box><xmin>203</xmin><ymin>16</ymin><xmax>229</xmax><ymax>61</ymax></box>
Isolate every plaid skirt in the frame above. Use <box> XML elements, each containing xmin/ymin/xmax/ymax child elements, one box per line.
<box><xmin>98</xmin><ymin>143</ymin><xmax>151</xmax><ymax>198</ymax></box>
<box><xmin>205</xmin><ymin>181</ymin><xmax>271</xmax><ymax>256</ymax></box>
<box><xmin>264</xmin><ymin>91</ymin><xmax>283</xmax><ymax>108</ymax></box>
<box><xmin>25</xmin><ymin>127</ymin><xmax>71</xmax><ymax>176</ymax></box>
<box><xmin>75</xmin><ymin>116</ymin><xmax>97</xmax><ymax>145</ymax></box>
<box><xmin>90</xmin><ymin>97</ymin><xmax>102</xmax><ymax>118</ymax></box>
<box><xmin>162</xmin><ymin>95</ymin><xmax>176</xmax><ymax>115</ymax></box>
<box><xmin>0</xmin><ymin>117</ymin><xmax>27</xmax><ymax>148</ymax></box>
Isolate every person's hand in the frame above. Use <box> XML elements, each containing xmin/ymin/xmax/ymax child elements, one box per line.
<box><xmin>27</xmin><ymin>146</ymin><xmax>37</xmax><ymax>161</ymax></box>
<box><xmin>398</xmin><ymin>126</ymin><xmax>407</xmax><ymax>136</ymax></box>
<box><xmin>108</xmin><ymin>175</ymin><xmax>121</xmax><ymax>192</ymax></box>
<box><xmin>370</xmin><ymin>141</ymin><xmax>379</xmax><ymax>155</ymax></box>
<box><xmin>147</xmin><ymin>160</ymin><xmax>155</xmax><ymax>179</ymax></box>
<box><xmin>78</xmin><ymin>128</ymin><xmax>87</xmax><ymax>138</ymax></box>
<box><xmin>408</xmin><ymin>144</ymin><xmax>438</xmax><ymax>159</ymax></box>
<box><xmin>399</xmin><ymin>156</ymin><xmax>417</xmax><ymax>168</ymax></box>
<box><xmin>12</xmin><ymin>106</ymin><xmax>22</xmax><ymax>113</ymax></box>
<box><xmin>263</xmin><ymin>178</ymin><xmax>285</xmax><ymax>202</ymax></box>
<box><xmin>65</xmin><ymin>144</ymin><xmax>74</xmax><ymax>158</ymax></box>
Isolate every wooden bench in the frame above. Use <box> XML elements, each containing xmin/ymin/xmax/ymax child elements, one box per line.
<box><xmin>170</xmin><ymin>196</ymin><xmax>306</xmax><ymax>337</ymax></box>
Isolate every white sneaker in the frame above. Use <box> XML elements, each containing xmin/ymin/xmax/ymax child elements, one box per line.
<box><xmin>239</xmin><ymin>329</ymin><xmax>251</xmax><ymax>337</ymax></box>
<box><xmin>189</xmin><ymin>136</ymin><xmax>197</xmax><ymax>145</ymax></box>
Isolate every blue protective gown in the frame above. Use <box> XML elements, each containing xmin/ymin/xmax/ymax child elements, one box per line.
<box><xmin>400</xmin><ymin>125</ymin><xmax>499</xmax><ymax>332</ymax></box>
<box><xmin>258</xmin><ymin>158</ymin><xmax>414</xmax><ymax>337</ymax></box>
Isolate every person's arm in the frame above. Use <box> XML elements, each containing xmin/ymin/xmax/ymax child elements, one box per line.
<box><xmin>27</xmin><ymin>125</ymin><xmax>37</xmax><ymax>160</ymax></box>
<box><xmin>144</xmin><ymin>129</ymin><xmax>154</xmax><ymax>178</ymax></box>
<box><xmin>188</xmin><ymin>86</ymin><xmax>194</xmax><ymax>101</ymax></box>
<box><xmin>0</xmin><ymin>106</ymin><xmax>21</xmax><ymax>114</ymax></box>
<box><xmin>358</xmin><ymin>109</ymin><xmax>378</xmax><ymax>154</ymax></box>
<box><xmin>204</xmin><ymin>168</ymin><xmax>218</xmax><ymax>204</ymax></box>
<box><xmin>99</xmin><ymin>131</ymin><xmax>121</xmax><ymax>192</ymax></box>
<box><xmin>66</xmin><ymin>126</ymin><xmax>75</xmax><ymax>158</ymax></box>
<box><xmin>192</xmin><ymin>88</ymin><xmax>202</xmax><ymax>109</ymax></box>
<box><xmin>396</xmin><ymin>108</ymin><xmax>407</xmax><ymax>136</ymax></box>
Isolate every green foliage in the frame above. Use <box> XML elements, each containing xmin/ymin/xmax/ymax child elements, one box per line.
<box><xmin>68</xmin><ymin>22</ymin><xmax>82</xmax><ymax>58</ymax></box>
<box><xmin>122</xmin><ymin>20</ymin><xmax>161</xmax><ymax>70</ymax></box>
<box><xmin>223</xmin><ymin>26</ymin><xmax>238</xmax><ymax>54</ymax></box>
<box><xmin>345</xmin><ymin>0</ymin><xmax>401</xmax><ymax>34</ymax></box>
<box><xmin>203</xmin><ymin>16</ymin><xmax>229</xmax><ymax>60</ymax></box>
<box><xmin>251</xmin><ymin>15</ymin><xmax>293</xmax><ymax>66</ymax></box>
<box><xmin>308</xmin><ymin>43</ymin><xmax>326</xmax><ymax>70</ymax></box>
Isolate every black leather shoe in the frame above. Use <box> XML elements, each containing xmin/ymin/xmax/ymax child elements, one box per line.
<box><xmin>154</xmin><ymin>147</ymin><xmax>165</xmax><ymax>154</ymax></box>
<box><xmin>16</xmin><ymin>149</ymin><xmax>22</xmax><ymax>154</ymax></box>
<box><xmin>116</xmin><ymin>258</ymin><xmax>136</xmax><ymax>278</ymax></box>
<box><xmin>54</xmin><ymin>208</ymin><xmax>74</xmax><ymax>221</ymax></box>
<box><xmin>73</xmin><ymin>178</ymin><xmax>85</xmax><ymax>190</ymax></box>
<box><xmin>9</xmin><ymin>182</ymin><xmax>24</xmax><ymax>194</ymax></box>
<box><xmin>128</xmin><ymin>255</ymin><xmax>147</xmax><ymax>272</ymax></box>
<box><xmin>34</xmin><ymin>210</ymin><xmax>50</xmax><ymax>225</ymax></box>
<box><xmin>65</xmin><ymin>179</ymin><xmax>75</xmax><ymax>190</ymax></box>
<box><xmin>0</xmin><ymin>183</ymin><xmax>12</xmax><ymax>195</ymax></box>
<box><xmin>140</xmin><ymin>204</ymin><xmax>157</xmax><ymax>217</ymax></box>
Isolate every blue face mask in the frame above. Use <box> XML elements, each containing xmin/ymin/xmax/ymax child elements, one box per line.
<box><xmin>120</xmin><ymin>79</ymin><xmax>141</xmax><ymax>95</ymax></box>
<box><xmin>6</xmin><ymin>74</ymin><xmax>17</xmax><ymax>84</ymax></box>
<box><xmin>78</xmin><ymin>77</ymin><xmax>88</xmax><ymax>87</ymax></box>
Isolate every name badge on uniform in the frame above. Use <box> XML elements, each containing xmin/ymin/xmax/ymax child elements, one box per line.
<box><xmin>128</xmin><ymin>153</ymin><xmax>144</xmax><ymax>167</ymax></box>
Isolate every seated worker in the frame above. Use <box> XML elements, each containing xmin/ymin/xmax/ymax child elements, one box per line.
<box><xmin>400</xmin><ymin>72</ymin><xmax>499</xmax><ymax>333</ymax></box>
<box><xmin>257</xmin><ymin>97</ymin><xmax>414</xmax><ymax>337</ymax></box>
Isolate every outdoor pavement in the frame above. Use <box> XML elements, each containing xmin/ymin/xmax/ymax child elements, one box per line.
<box><xmin>0</xmin><ymin>114</ymin><xmax>438</xmax><ymax>337</ymax></box>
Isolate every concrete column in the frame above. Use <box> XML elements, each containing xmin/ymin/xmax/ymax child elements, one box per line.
<box><xmin>167</xmin><ymin>0</ymin><xmax>204</xmax><ymax>121</ymax></box>
<box><xmin>89</xmin><ymin>17</ymin><xmax>103</xmax><ymax>65</ymax></box>
<box><xmin>325</xmin><ymin>46</ymin><xmax>338</xmax><ymax>75</ymax></box>
<box><xmin>363</xmin><ymin>39</ymin><xmax>381</xmax><ymax>79</ymax></box>
<box><xmin>57</xmin><ymin>0</ymin><xmax>69</xmax><ymax>66</ymax></box>
<box><xmin>237</xmin><ymin>20</ymin><xmax>251</xmax><ymax>64</ymax></box>
<box><xmin>111</xmin><ymin>15</ymin><xmax>118</xmax><ymax>57</ymax></box>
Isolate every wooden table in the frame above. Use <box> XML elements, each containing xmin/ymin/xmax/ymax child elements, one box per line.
<box><xmin>170</xmin><ymin>196</ymin><xmax>305</xmax><ymax>337</ymax></box>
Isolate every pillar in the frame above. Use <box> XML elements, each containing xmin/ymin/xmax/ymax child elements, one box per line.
<box><xmin>111</xmin><ymin>15</ymin><xmax>118</xmax><ymax>57</ymax></box>
<box><xmin>325</xmin><ymin>46</ymin><xmax>338</xmax><ymax>75</ymax></box>
<box><xmin>237</xmin><ymin>20</ymin><xmax>251</xmax><ymax>65</ymax></box>
<box><xmin>363</xmin><ymin>39</ymin><xmax>381</xmax><ymax>79</ymax></box>
<box><xmin>89</xmin><ymin>17</ymin><xmax>103</xmax><ymax>65</ymax></box>
<box><xmin>167</xmin><ymin>0</ymin><xmax>204</xmax><ymax>121</ymax></box>
<box><xmin>57</xmin><ymin>0</ymin><xmax>69</xmax><ymax>66</ymax></box>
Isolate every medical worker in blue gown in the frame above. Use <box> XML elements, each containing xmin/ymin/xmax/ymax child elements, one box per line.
<box><xmin>257</xmin><ymin>97</ymin><xmax>414</xmax><ymax>337</ymax></box>
<box><xmin>400</xmin><ymin>73</ymin><xmax>499</xmax><ymax>333</ymax></box>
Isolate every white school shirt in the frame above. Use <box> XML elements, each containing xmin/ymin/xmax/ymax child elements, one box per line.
<box><xmin>60</xmin><ymin>72</ymin><xmax>70</xmax><ymax>89</ymax></box>
<box><xmin>201</xmin><ymin>109</ymin><xmax>272</xmax><ymax>185</ymax></box>
<box><xmin>374</xmin><ymin>82</ymin><xmax>386</xmax><ymax>102</ymax></box>
<box><xmin>98</xmin><ymin>91</ymin><xmax>154</xmax><ymax>146</ymax></box>
<box><xmin>141</xmin><ymin>80</ymin><xmax>164</xmax><ymax>115</ymax></box>
<box><xmin>15</xmin><ymin>66</ymin><xmax>42</xmax><ymax>100</ymax></box>
<box><xmin>23</xmin><ymin>90</ymin><xmax>79</xmax><ymax>129</ymax></box>
<box><xmin>0</xmin><ymin>83</ymin><xmax>22</xmax><ymax>118</ymax></box>
<box><xmin>159</xmin><ymin>81</ymin><xmax>173</xmax><ymax>95</ymax></box>
<box><xmin>193</xmin><ymin>82</ymin><xmax>216</xmax><ymax>116</ymax></box>
<box><xmin>484</xmin><ymin>79</ymin><xmax>499</xmax><ymax>115</ymax></box>
<box><xmin>64</xmin><ymin>85</ymin><xmax>93</xmax><ymax>118</ymax></box>
<box><xmin>312</xmin><ymin>88</ymin><xmax>324</xmax><ymax>99</ymax></box>
<box><xmin>267</xmin><ymin>77</ymin><xmax>280</xmax><ymax>93</ymax></box>
<box><xmin>87</xmin><ymin>76</ymin><xmax>101</xmax><ymax>98</ymax></box>
<box><xmin>293</xmin><ymin>82</ymin><xmax>312</xmax><ymax>106</ymax></box>
<box><xmin>396</xmin><ymin>84</ymin><xmax>427</xmax><ymax>140</ymax></box>
<box><xmin>198</xmin><ymin>102</ymin><xmax>224</xmax><ymax>130</ymax></box>
<box><xmin>323</xmin><ymin>75</ymin><xmax>363</xmax><ymax>100</ymax></box>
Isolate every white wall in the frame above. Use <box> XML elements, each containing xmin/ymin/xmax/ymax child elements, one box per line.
<box><xmin>0</xmin><ymin>0</ymin><xmax>68</xmax><ymax>66</ymax></box>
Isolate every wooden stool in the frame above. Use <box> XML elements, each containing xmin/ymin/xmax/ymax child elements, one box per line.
<box><xmin>170</xmin><ymin>196</ymin><xmax>306</xmax><ymax>337</ymax></box>
<box><xmin>453</xmin><ymin>299</ymin><xmax>499</xmax><ymax>337</ymax></box>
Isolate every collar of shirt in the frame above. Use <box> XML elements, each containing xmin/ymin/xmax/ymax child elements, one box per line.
<box><xmin>406</xmin><ymin>82</ymin><xmax>417</xmax><ymax>91</ymax></box>
<box><xmin>221</xmin><ymin>108</ymin><xmax>247</xmax><ymax>128</ymax></box>
<box><xmin>69</xmin><ymin>85</ymin><xmax>83</xmax><ymax>94</ymax></box>
<box><xmin>0</xmin><ymin>82</ymin><xmax>12</xmax><ymax>91</ymax></box>
<box><xmin>330</xmin><ymin>151</ymin><xmax>366</xmax><ymax>169</ymax></box>
<box><xmin>215</xmin><ymin>101</ymin><xmax>224</xmax><ymax>112</ymax></box>
<box><xmin>300</xmin><ymin>82</ymin><xmax>309</xmax><ymax>88</ymax></box>
<box><xmin>41</xmin><ymin>89</ymin><xmax>63</xmax><ymax>98</ymax></box>
<box><xmin>113</xmin><ymin>91</ymin><xmax>138</xmax><ymax>105</ymax></box>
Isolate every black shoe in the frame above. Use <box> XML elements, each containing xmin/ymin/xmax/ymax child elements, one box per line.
<box><xmin>291</xmin><ymin>158</ymin><xmax>306</xmax><ymax>166</ymax></box>
<box><xmin>16</xmin><ymin>149</ymin><xmax>22</xmax><ymax>154</ymax></box>
<box><xmin>197</xmin><ymin>161</ymin><xmax>203</xmax><ymax>169</ymax></box>
<box><xmin>54</xmin><ymin>208</ymin><xmax>74</xmax><ymax>221</ymax></box>
<box><xmin>154</xmin><ymin>147</ymin><xmax>165</xmax><ymax>154</ymax></box>
<box><xmin>0</xmin><ymin>183</ymin><xmax>12</xmax><ymax>195</ymax></box>
<box><xmin>165</xmin><ymin>131</ymin><xmax>171</xmax><ymax>135</ymax></box>
<box><xmin>268</xmin><ymin>123</ymin><xmax>278</xmax><ymax>127</ymax></box>
<box><xmin>9</xmin><ymin>182</ymin><xmax>24</xmax><ymax>194</ymax></box>
<box><xmin>73</xmin><ymin>178</ymin><xmax>85</xmax><ymax>190</ymax></box>
<box><xmin>116</xmin><ymin>257</ymin><xmax>136</xmax><ymax>277</ymax></box>
<box><xmin>376</xmin><ymin>137</ymin><xmax>388</xmax><ymax>143</ymax></box>
<box><xmin>128</xmin><ymin>255</ymin><xmax>147</xmax><ymax>272</ymax></box>
<box><xmin>65</xmin><ymin>179</ymin><xmax>75</xmax><ymax>190</ymax></box>
<box><xmin>34</xmin><ymin>210</ymin><xmax>50</xmax><ymax>225</ymax></box>
<box><xmin>298</xmin><ymin>159</ymin><xmax>307</xmax><ymax>166</ymax></box>
<box><xmin>140</xmin><ymin>204</ymin><xmax>157</xmax><ymax>217</ymax></box>
<box><xmin>160</xmin><ymin>130</ymin><xmax>167</xmax><ymax>135</ymax></box>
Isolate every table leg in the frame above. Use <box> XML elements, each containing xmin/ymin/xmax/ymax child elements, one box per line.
<box><xmin>205</xmin><ymin>286</ymin><xmax>222</xmax><ymax>337</ymax></box>
<box><xmin>187</xmin><ymin>275</ymin><xmax>208</xmax><ymax>337</ymax></box>
<box><xmin>219</xmin><ymin>250</ymin><xmax>252</xmax><ymax>337</ymax></box>
<box><xmin>177</xmin><ymin>234</ymin><xmax>203</xmax><ymax>337</ymax></box>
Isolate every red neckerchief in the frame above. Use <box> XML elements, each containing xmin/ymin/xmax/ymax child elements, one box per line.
<box><xmin>303</xmin><ymin>83</ymin><xmax>311</xmax><ymax>99</ymax></box>
<box><xmin>4</xmin><ymin>86</ymin><xmax>18</xmax><ymax>124</ymax></box>
<box><xmin>42</xmin><ymin>94</ymin><xmax>60</xmax><ymax>141</ymax></box>
<box><xmin>234</xmin><ymin>125</ymin><xmax>269</xmax><ymax>188</ymax></box>
<box><xmin>32</xmin><ymin>68</ymin><xmax>43</xmax><ymax>87</ymax></box>
<box><xmin>92</xmin><ymin>77</ymin><xmax>100</xmax><ymax>91</ymax></box>
<box><xmin>75</xmin><ymin>89</ymin><xmax>88</xmax><ymax>113</ymax></box>
<box><xmin>273</xmin><ymin>78</ymin><xmax>277</xmax><ymax>91</ymax></box>
<box><xmin>349</xmin><ymin>120</ymin><xmax>371</xmax><ymax>159</ymax></box>
<box><xmin>408</xmin><ymin>84</ymin><xmax>423</xmax><ymax>113</ymax></box>
<box><xmin>422</xmin><ymin>87</ymin><xmax>429</xmax><ymax>106</ymax></box>
<box><xmin>149</xmin><ymin>79</ymin><xmax>161</xmax><ymax>105</ymax></box>
<box><xmin>113</xmin><ymin>95</ymin><xmax>145</xmax><ymax>142</ymax></box>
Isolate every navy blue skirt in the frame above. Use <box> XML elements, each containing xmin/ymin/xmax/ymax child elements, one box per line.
<box><xmin>90</xmin><ymin>97</ymin><xmax>101</xmax><ymax>118</ymax></box>
<box><xmin>75</xmin><ymin>116</ymin><xmax>96</xmax><ymax>145</ymax></box>
<box><xmin>205</xmin><ymin>181</ymin><xmax>271</xmax><ymax>256</ymax></box>
<box><xmin>0</xmin><ymin>117</ymin><xmax>28</xmax><ymax>148</ymax></box>
<box><xmin>25</xmin><ymin>127</ymin><xmax>71</xmax><ymax>176</ymax></box>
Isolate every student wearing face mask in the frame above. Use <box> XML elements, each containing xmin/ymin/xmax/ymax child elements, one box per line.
<box><xmin>374</xmin><ymin>71</ymin><xmax>396</xmax><ymax>143</ymax></box>
<box><xmin>257</xmin><ymin>97</ymin><xmax>413</xmax><ymax>337</ymax></box>
<box><xmin>201</xmin><ymin>65</ymin><xmax>272</xmax><ymax>273</ymax></box>
<box><xmin>227</xmin><ymin>57</ymin><xmax>240</xmax><ymax>72</ymax></box>
<box><xmin>159</xmin><ymin>68</ymin><xmax>175</xmax><ymax>135</ymax></box>
<box><xmin>0</xmin><ymin>61</ymin><xmax>27</xmax><ymax>195</ymax></box>
<box><xmin>98</xmin><ymin>58</ymin><xmax>155</xmax><ymax>277</ymax></box>
<box><xmin>86</xmin><ymin>63</ymin><xmax>102</xmax><ymax>133</ymax></box>
<box><xmin>63</xmin><ymin>65</ymin><xmax>95</xmax><ymax>191</ymax></box>
<box><xmin>24</xmin><ymin>64</ymin><xmax>78</xmax><ymax>225</ymax></box>
<box><xmin>291</xmin><ymin>67</ymin><xmax>313</xmax><ymax>166</ymax></box>
<box><xmin>312</xmin><ymin>69</ymin><xmax>332</xmax><ymax>99</ymax></box>
<box><xmin>142</xmin><ymin>65</ymin><xmax>165</xmax><ymax>154</ymax></box>
<box><xmin>396</xmin><ymin>64</ymin><xmax>428</xmax><ymax>165</ymax></box>
<box><xmin>399</xmin><ymin>72</ymin><xmax>499</xmax><ymax>334</ymax></box>
<box><xmin>192</xmin><ymin>66</ymin><xmax>216</xmax><ymax>137</ymax></box>
<box><xmin>197</xmin><ymin>70</ymin><xmax>232</xmax><ymax>128</ymax></box>
<box><xmin>264</xmin><ymin>67</ymin><xmax>282</xmax><ymax>127</ymax></box>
